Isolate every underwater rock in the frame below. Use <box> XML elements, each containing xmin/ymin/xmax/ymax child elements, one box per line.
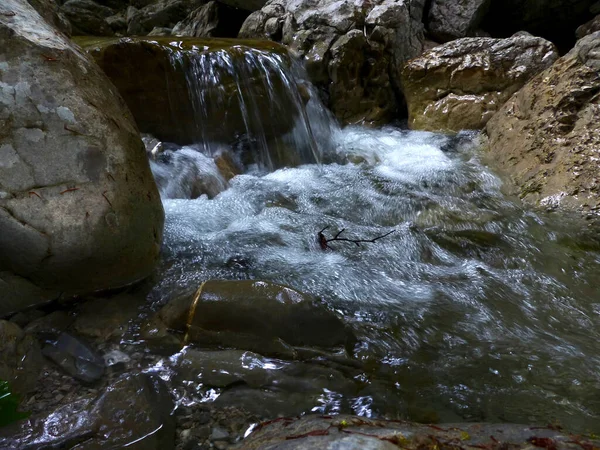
<box><xmin>401</xmin><ymin>33</ymin><xmax>558</xmax><ymax>132</ymax></box>
<box><xmin>0</xmin><ymin>0</ymin><xmax>164</xmax><ymax>316</ymax></box>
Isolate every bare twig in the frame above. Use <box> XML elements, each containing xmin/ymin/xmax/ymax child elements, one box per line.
<box><xmin>318</xmin><ymin>227</ymin><xmax>395</xmax><ymax>250</ymax></box>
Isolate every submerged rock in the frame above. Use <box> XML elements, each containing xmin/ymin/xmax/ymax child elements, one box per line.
<box><xmin>0</xmin><ymin>320</ymin><xmax>43</xmax><ymax>397</ymax></box>
<box><xmin>237</xmin><ymin>414</ymin><xmax>600</xmax><ymax>449</ymax></box>
<box><xmin>0</xmin><ymin>373</ymin><xmax>175</xmax><ymax>449</ymax></box>
<box><xmin>155</xmin><ymin>280</ymin><xmax>355</xmax><ymax>358</ymax></box>
<box><xmin>401</xmin><ymin>33</ymin><xmax>558</xmax><ymax>132</ymax></box>
<box><xmin>0</xmin><ymin>1</ymin><xmax>164</xmax><ymax>316</ymax></box>
<box><xmin>486</xmin><ymin>31</ymin><xmax>600</xmax><ymax>212</ymax></box>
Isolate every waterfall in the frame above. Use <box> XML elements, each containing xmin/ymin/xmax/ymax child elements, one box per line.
<box><xmin>166</xmin><ymin>43</ymin><xmax>335</xmax><ymax>169</ymax></box>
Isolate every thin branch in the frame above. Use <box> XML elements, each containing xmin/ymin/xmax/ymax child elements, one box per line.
<box><xmin>318</xmin><ymin>227</ymin><xmax>395</xmax><ymax>250</ymax></box>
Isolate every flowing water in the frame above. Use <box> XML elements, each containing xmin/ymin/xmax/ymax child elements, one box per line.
<box><xmin>145</xmin><ymin>46</ymin><xmax>600</xmax><ymax>433</ymax></box>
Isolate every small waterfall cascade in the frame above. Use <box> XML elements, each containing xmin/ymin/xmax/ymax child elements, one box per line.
<box><xmin>147</xmin><ymin>39</ymin><xmax>339</xmax><ymax>199</ymax></box>
<box><xmin>170</xmin><ymin>42</ymin><xmax>335</xmax><ymax>165</ymax></box>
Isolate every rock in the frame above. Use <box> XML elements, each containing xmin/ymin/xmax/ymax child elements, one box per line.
<box><xmin>127</xmin><ymin>0</ymin><xmax>204</xmax><ymax>35</ymax></box>
<box><xmin>0</xmin><ymin>0</ymin><xmax>164</xmax><ymax>316</ymax></box>
<box><xmin>576</xmin><ymin>13</ymin><xmax>600</xmax><ymax>38</ymax></box>
<box><xmin>236</xmin><ymin>414</ymin><xmax>600</xmax><ymax>450</ymax></box>
<box><xmin>401</xmin><ymin>34</ymin><xmax>558</xmax><ymax>132</ymax></box>
<box><xmin>157</xmin><ymin>280</ymin><xmax>355</xmax><ymax>357</ymax></box>
<box><xmin>27</xmin><ymin>0</ymin><xmax>72</xmax><ymax>35</ymax></box>
<box><xmin>42</xmin><ymin>332</ymin><xmax>105</xmax><ymax>383</ymax></box>
<box><xmin>428</xmin><ymin>0</ymin><xmax>491</xmax><ymax>41</ymax></box>
<box><xmin>0</xmin><ymin>320</ymin><xmax>43</xmax><ymax>397</ymax></box>
<box><xmin>239</xmin><ymin>0</ymin><xmax>425</xmax><ymax>126</ymax></box>
<box><xmin>106</xmin><ymin>12</ymin><xmax>128</xmax><ymax>34</ymax></box>
<box><xmin>0</xmin><ymin>373</ymin><xmax>175</xmax><ymax>449</ymax></box>
<box><xmin>172</xmin><ymin>1</ymin><xmax>251</xmax><ymax>37</ymax></box>
<box><xmin>60</xmin><ymin>0</ymin><xmax>115</xmax><ymax>36</ymax></box>
<box><xmin>485</xmin><ymin>31</ymin><xmax>600</xmax><ymax>211</ymax></box>
<box><xmin>71</xmin><ymin>292</ymin><xmax>146</xmax><ymax>340</ymax></box>
<box><xmin>483</xmin><ymin>0</ymin><xmax>597</xmax><ymax>52</ymax></box>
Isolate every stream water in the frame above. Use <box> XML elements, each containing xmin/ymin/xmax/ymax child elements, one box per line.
<box><xmin>143</xmin><ymin>45</ymin><xmax>600</xmax><ymax>434</ymax></box>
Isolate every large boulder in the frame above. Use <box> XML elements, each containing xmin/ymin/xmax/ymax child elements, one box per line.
<box><xmin>486</xmin><ymin>31</ymin><xmax>600</xmax><ymax>212</ymax></box>
<box><xmin>239</xmin><ymin>0</ymin><xmax>426</xmax><ymax>125</ymax></box>
<box><xmin>0</xmin><ymin>0</ymin><xmax>164</xmax><ymax>316</ymax></box>
<box><xmin>427</xmin><ymin>0</ymin><xmax>491</xmax><ymax>41</ymax></box>
<box><xmin>26</xmin><ymin>0</ymin><xmax>72</xmax><ymax>35</ymax></box>
<box><xmin>576</xmin><ymin>13</ymin><xmax>600</xmax><ymax>38</ymax></box>
<box><xmin>153</xmin><ymin>280</ymin><xmax>356</xmax><ymax>358</ymax></box>
<box><xmin>401</xmin><ymin>33</ymin><xmax>558</xmax><ymax>132</ymax></box>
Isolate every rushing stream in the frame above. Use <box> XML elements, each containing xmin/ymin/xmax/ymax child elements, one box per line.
<box><xmin>138</xmin><ymin>42</ymin><xmax>600</xmax><ymax>435</ymax></box>
<box><xmin>147</xmin><ymin>125</ymin><xmax>600</xmax><ymax>433</ymax></box>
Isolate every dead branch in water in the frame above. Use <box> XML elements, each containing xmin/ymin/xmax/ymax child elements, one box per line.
<box><xmin>318</xmin><ymin>226</ymin><xmax>395</xmax><ymax>250</ymax></box>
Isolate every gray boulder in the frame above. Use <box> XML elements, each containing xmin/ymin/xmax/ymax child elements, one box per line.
<box><xmin>60</xmin><ymin>0</ymin><xmax>115</xmax><ymax>36</ymax></box>
<box><xmin>0</xmin><ymin>0</ymin><xmax>164</xmax><ymax>316</ymax></box>
<box><xmin>172</xmin><ymin>1</ymin><xmax>221</xmax><ymax>36</ymax></box>
<box><xmin>428</xmin><ymin>0</ymin><xmax>491</xmax><ymax>41</ymax></box>
<box><xmin>239</xmin><ymin>0</ymin><xmax>425</xmax><ymax>126</ymax></box>
<box><xmin>26</xmin><ymin>0</ymin><xmax>72</xmax><ymax>35</ymax></box>
<box><xmin>401</xmin><ymin>33</ymin><xmax>558</xmax><ymax>131</ymax></box>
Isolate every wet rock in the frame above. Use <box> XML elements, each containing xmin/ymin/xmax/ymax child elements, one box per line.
<box><xmin>0</xmin><ymin>1</ymin><xmax>164</xmax><ymax>316</ymax></box>
<box><xmin>0</xmin><ymin>320</ymin><xmax>43</xmax><ymax>397</ymax></box>
<box><xmin>148</xmin><ymin>25</ymin><xmax>173</xmax><ymax>35</ymax></box>
<box><xmin>126</xmin><ymin>0</ymin><xmax>204</xmax><ymax>35</ymax></box>
<box><xmin>401</xmin><ymin>33</ymin><xmax>558</xmax><ymax>132</ymax></box>
<box><xmin>157</xmin><ymin>280</ymin><xmax>355</xmax><ymax>358</ymax></box>
<box><xmin>9</xmin><ymin>309</ymin><xmax>45</xmax><ymax>328</ymax></box>
<box><xmin>486</xmin><ymin>31</ymin><xmax>600</xmax><ymax>212</ymax></box>
<box><xmin>42</xmin><ymin>332</ymin><xmax>105</xmax><ymax>383</ymax></box>
<box><xmin>60</xmin><ymin>0</ymin><xmax>115</xmax><ymax>36</ymax></box>
<box><xmin>236</xmin><ymin>414</ymin><xmax>600</xmax><ymax>449</ymax></box>
<box><xmin>428</xmin><ymin>0</ymin><xmax>490</xmax><ymax>41</ymax></box>
<box><xmin>239</xmin><ymin>0</ymin><xmax>425</xmax><ymax>126</ymax></box>
<box><xmin>576</xmin><ymin>13</ymin><xmax>600</xmax><ymax>38</ymax></box>
<box><xmin>27</xmin><ymin>0</ymin><xmax>72</xmax><ymax>35</ymax></box>
<box><xmin>0</xmin><ymin>373</ymin><xmax>175</xmax><ymax>449</ymax></box>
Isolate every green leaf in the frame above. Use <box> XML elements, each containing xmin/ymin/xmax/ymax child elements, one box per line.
<box><xmin>0</xmin><ymin>380</ymin><xmax>29</xmax><ymax>427</ymax></box>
